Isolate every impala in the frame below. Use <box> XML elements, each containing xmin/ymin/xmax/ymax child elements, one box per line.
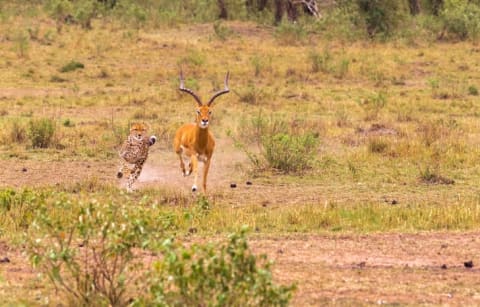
<box><xmin>174</xmin><ymin>72</ymin><xmax>230</xmax><ymax>192</ymax></box>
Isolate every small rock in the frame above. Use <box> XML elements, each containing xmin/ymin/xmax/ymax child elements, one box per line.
<box><xmin>230</xmin><ymin>183</ymin><xmax>237</xmax><ymax>188</ymax></box>
<box><xmin>188</xmin><ymin>227</ymin><xmax>197</xmax><ymax>234</ymax></box>
<box><xmin>391</xmin><ymin>199</ymin><xmax>398</xmax><ymax>205</ymax></box>
<box><xmin>441</xmin><ymin>264</ymin><xmax>447</xmax><ymax>269</ymax></box>
<box><xmin>21</xmin><ymin>168</ymin><xmax>27</xmax><ymax>172</ymax></box>
<box><xmin>246</xmin><ymin>181</ymin><xmax>253</xmax><ymax>185</ymax></box>
<box><xmin>277</xmin><ymin>249</ymin><xmax>284</xmax><ymax>254</ymax></box>
<box><xmin>464</xmin><ymin>260</ymin><xmax>474</xmax><ymax>268</ymax></box>
<box><xmin>0</xmin><ymin>257</ymin><xmax>10</xmax><ymax>263</ymax></box>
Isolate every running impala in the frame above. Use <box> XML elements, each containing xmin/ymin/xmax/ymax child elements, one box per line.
<box><xmin>173</xmin><ymin>72</ymin><xmax>230</xmax><ymax>193</ymax></box>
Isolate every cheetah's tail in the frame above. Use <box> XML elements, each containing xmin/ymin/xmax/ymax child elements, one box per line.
<box><xmin>149</xmin><ymin>136</ymin><xmax>157</xmax><ymax>146</ymax></box>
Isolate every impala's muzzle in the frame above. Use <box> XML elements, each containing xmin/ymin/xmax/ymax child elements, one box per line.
<box><xmin>200</xmin><ymin>119</ymin><xmax>209</xmax><ymax>128</ymax></box>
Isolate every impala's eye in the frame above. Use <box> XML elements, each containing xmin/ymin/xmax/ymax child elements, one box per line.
<box><xmin>196</xmin><ymin>110</ymin><xmax>201</xmax><ymax>115</ymax></box>
<box><xmin>208</xmin><ymin>111</ymin><xmax>212</xmax><ymax>115</ymax></box>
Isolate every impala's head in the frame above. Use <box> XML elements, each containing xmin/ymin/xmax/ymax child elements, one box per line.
<box><xmin>196</xmin><ymin>105</ymin><xmax>212</xmax><ymax>129</ymax></box>
<box><xmin>130</xmin><ymin>123</ymin><xmax>148</xmax><ymax>140</ymax></box>
<box><xmin>179</xmin><ymin>71</ymin><xmax>230</xmax><ymax>130</ymax></box>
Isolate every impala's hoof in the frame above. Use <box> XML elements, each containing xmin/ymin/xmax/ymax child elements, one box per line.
<box><xmin>192</xmin><ymin>185</ymin><xmax>198</xmax><ymax>192</ymax></box>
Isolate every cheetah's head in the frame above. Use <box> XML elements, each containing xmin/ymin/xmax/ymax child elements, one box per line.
<box><xmin>130</xmin><ymin>123</ymin><xmax>148</xmax><ymax>141</ymax></box>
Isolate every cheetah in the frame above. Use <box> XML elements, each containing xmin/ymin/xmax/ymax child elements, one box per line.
<box><xmin>117</xmin><ymin>123</ymin><xmax>156</xmax><ymax>192</ymax></box>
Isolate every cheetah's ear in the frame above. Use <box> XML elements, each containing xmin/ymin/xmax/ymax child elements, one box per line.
<box><xmin>143</xmin><ymin>122</ymin><xmax>151</xmax><ymax>131</ymax></box>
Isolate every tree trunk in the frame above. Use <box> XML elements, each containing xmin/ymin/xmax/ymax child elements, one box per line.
<box><xmin>431</xmin><ymin>0</ymin><xmax>443</xmax><ymax>16</ymax></box>
<box><xmin>246</xmin><ymin>0</ymin><xmax>255</xmax><ymax>15</ymax></box>
<box><xmin>409</xmin><ymin>0</ymin><xmax>421</xmax><ymax>15</ymax></box>
<box><xmin>218</xmin><ymin>0</ymin><xmax>228</xmax><ymax>19</ymax></box>
<box><xmin>274</xmin><ymin>0</ymin><xmax>284</xmax><ymax>25</ymax></box>
<box><xmin>258</xmin><ymin>0</ymin><xmax>269</xmax><ymax>11</ymax></box>
<box><xmin>286</xmin><ymin>1</ymin><xmax>298</xmax><ymax>22</ymax></box>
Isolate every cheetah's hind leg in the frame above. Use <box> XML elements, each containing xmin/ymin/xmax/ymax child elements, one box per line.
<box><xmin>126</xmin><ymin>163</ymin><xmax>143</xmax><ymax>193</ymax></box>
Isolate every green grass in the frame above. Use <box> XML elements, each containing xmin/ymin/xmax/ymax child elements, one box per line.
<box><xmin>2</xmin><ymin>185</ymin><xmax>480</xmax><ymax>244</ymax></box>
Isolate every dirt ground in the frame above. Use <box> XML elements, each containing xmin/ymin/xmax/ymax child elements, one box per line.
<box><xmin>1</xmin><ymin>142</ymin><xmax>480</xmax><ymax>305</ymax></box>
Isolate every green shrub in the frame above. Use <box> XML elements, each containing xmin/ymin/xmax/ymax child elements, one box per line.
<box><xmin>313</xmin><ymin>3</ymin><xmax>367</xmax><ymax>41</ymax></box>
<box><xmin>262</xmin><ymin>132</ymin><xmax>319</xmax><ymax>173</ymax></box>
<box><xmin>234</xmin><ymin>82</ymin><xmax>266</xmax><ymax>105</ymax></box>
<box><xmin>355</xmin><ymin>0</ymin><xmax>410</xmax><ymax>39</ymax></box>
<box><xmin>0</xmin><ymin>189</ymin><xmax>41</xmax><ymax>235</ymax></box>
<box><xmin>441</xmin><ymin>0</ymin><xmax>480</xmax><ymax>41</ymax></box>
<box><xmin>139</xmin><ymin>227</ymin><xmax>295</xmax><ymax>307</ymax></box>
<box><xmin>27</xmin><ymin>201</ymin><xmax>162</xmax><ymax>306</ymax></box>
<box><xmin>309</xmin><ymin>48</ymin><xmax>332</xmax><ymax>73</ymax></box>
<box><xmin>231</xmin><ymin>116</ymin><xmax>320</xmax><ymax>173</ymax></box>
<box><xmin>468</xmin><ymin>85</ymin><xmax>479</xmax><ymax>96</ymax></box>
<box><xmin>73</xmin><ymin>0</ymin><xmax>98</xmax><ymax>29</ymax></box>
<box><xmin>213</xmin><ymin>20</ymin><xmax>233</xmax><ymax>41</ymax></box>
<box><xmin>60</xmin><ymin>60</ymin><xmax>85</xmax><ymax>73</ymax></box>
<box><xmin>357</xmin><ymin>90</ymin><xmax>388</xmax><ymax>120</ymax></box>
<box><xmin>28</xmin><ymin>118</ymin><xmax>55</xmax><ymax>148</ymax></box>
<box><xmin>368</xmin><ymin>137</ymin><xmax>389</xmax><ymax>154</ymax></box>
<box><xmin>63</xmin><ymin>118</ymin><xmax>74</xmax><ymax>127</ymax></box>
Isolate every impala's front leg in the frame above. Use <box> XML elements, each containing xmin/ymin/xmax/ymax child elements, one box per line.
<box><xmin>191</xmin><ymin>154</ymin><xmax>199</xmax><ymax>192</ymax></box>
<box><xmin>202</xmin><ymin>157</ymin><xmax>211</xmax><ymax>193</ymax></box>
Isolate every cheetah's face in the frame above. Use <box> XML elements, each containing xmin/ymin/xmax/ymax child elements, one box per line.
<box><xmin>130</xmin><ymin>123</ymin><xmax>148</xmax><ymax>141</ymax></box>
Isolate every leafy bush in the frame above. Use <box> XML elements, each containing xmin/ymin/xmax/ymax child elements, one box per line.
<box><xmin>354</xmin><ymin>0</ymin><xmax>410</xmax><ymax>39</ymax></box>
<box><xmin>263</xmin><ymin>132</ymin><xmax>318</xmax><ymax>173</ymax></box>
<box><xmin>213</xmin><ymin>20</ymin><xmax>233</xmax><ymax>41</ymax></box>
<box><xmin>309</xmin><ymin>48</ymin><xmax>332</xmax><ymax>73</ymax></box>
<box><xmin>468</xmin><ymin>85</ymin><xmax>479</xmax><ymax>96</ymax></box>
<box><xmin>234</xmin><ymin>82</ymin><xmax>266</xmax><ymax>105</ymax></box>
<box><xmin>60</xmin><ymin>60</ymin><xmax>85</xmax><ymax>73</ymax></box>
<box><xmin>357</xmin><ymin>90</ymin><xmax>388</xmax><ymax>120</ymax></box>
<box><xmin>231</xmin><ymin>116</ymin><xmax>320</xmax><ymax>174</ymax></box>
<box><xmin>368</xmin><ymin>137</ymin><xmax>389</xmax><ymax>154</ymax></box>
<box><xmin>0</xmin><ymin>189</ymin><xmax>42</xmax><ymax>235</ymax></box>
<box><xmin>27</xmin><ymin>200</ymin><xmax>162</xmax><ymax>306</ymax></box>
<box><xmin>441</xmin><ymin>0</ymin><xmax>480</xmax><ymax>41</ymax></box>
<box><xmin>138</xmin><ymin>227</ymin><xmax>295</xmax><ymax>306</ymax></box>
<box><xmin>28</xmin><ymin>118</ymin><xmax>55</xmax><ymax>148</ymax></box>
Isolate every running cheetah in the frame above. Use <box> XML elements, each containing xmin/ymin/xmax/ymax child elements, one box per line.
<box><xmin>117</xmin><ymin>123</ymin><xmax>156</xmax><ymax>192</ymax></box>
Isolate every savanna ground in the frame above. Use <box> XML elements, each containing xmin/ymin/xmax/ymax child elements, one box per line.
<box><xmin>1</xmin><ymin>7</ymin><xmax>480</xmax><ymax>306</ymax></box>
